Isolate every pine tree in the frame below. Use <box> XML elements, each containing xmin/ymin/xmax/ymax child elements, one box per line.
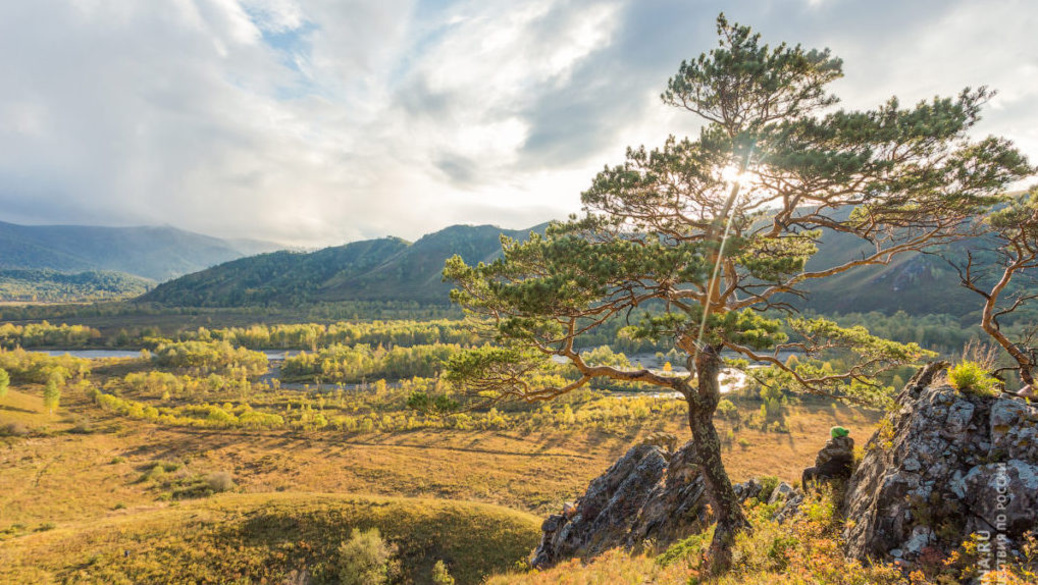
<box><xmin>443</xmin><ymin>14</ymin><xmax>1033</xmax><ymax>572</ymax></box>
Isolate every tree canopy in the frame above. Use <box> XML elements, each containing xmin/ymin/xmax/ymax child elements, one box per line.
<box><xmin>443</xmin><ymin>14</ymin><xmax>1034</xmax><ymax>571</ymax></box>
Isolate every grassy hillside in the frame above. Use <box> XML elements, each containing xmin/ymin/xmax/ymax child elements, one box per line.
<box><xmin>0</xmin><ymin>220</ymin><xmax>283</xmax><ymax>282</ymax></box>
<box><xmin>0</xmin><ymin>269</ymin><xmax>152</xmax><ymax>303</ymax></box>
<box><xmin>0</xmin><ymin>493</ymin><xmax>540</xmax><ymax>585</ymax></box>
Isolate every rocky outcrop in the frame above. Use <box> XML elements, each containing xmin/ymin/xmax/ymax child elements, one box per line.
<box><xmin>844</xmin><ymin>363</ymin><xmax>1038</xmax><ymax>565</ymax></box>
<box><xmin>531</xmin><ymin>442</ymin><xmax>708</xmax><ymax>569</ymax></box>
<box><xmin>530</xmin><ymin>440</ymin><xmax>807</xmax><ymax>569</ymax></box>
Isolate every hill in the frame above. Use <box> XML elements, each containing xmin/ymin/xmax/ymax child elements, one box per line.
<box><xmin>795</xmin><ymin>231</ymin><xmax>985</xmax><ymax>317</ymax></box>
<box><xmin>139</xmin><ymin>219</ymin><xmax>1008</xmax><ymax>317</ymax></box>
<box><xmin>0</xmin><ymin>493</ymin><xmax>540</xmax><ymax>585</ymax></box>
<box><xmin>0</xmin><ymin>269</ymin><xmax>153</xmax><ymax>303</ymax></box>
<box><xmin>140</xmin><ymin>224</ymin><xmax>547</xmax><ymax>307</ymax></box>
<box><xmin>0</xmin><ymin>220</ymin><xmax>283</xmax><ymax>282</ymax></box>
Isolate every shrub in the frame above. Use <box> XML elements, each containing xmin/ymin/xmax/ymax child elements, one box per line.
<box><xmin>947</xmin><ymin>361</ymin><xmax>1000</xmax><ymax>396</ymax></box>
<box><xmin>338</xmin><ymin>527</ymin><xmax>399</xmax><ymax>585</ymax></box>
<box><xmin>716</xmin><ymin>398</ymin><xmax>739</xmax><ymax>421</ymax></box>
<box><xmin>206</xmin><ymin>471</ymin><xmax>235</xmax><ymax>493</ymax></box>
<box><xmin>0</xmin><ymin>421</ymin><xmax>29</xmax><ymax>437</ymax></box>
<box><xmin>756</xmin><ymin>476</ymin><xmax>780</xmax><ymax>505</ymax></box>
<box><xmin>655</xmin><ymin>527</ymin><xmax>713</xmax><ymax>568</ymax></box>
<box><xmin>431</xmin><ymin>560</ymin><xmax>456</xmax><ymax>585</ymax></box>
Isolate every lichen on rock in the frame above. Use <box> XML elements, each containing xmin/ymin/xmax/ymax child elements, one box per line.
<box><xmin>844</xmin><ymin>363</ymin><xmax>1038</xmax><ymax>566</ymax></box>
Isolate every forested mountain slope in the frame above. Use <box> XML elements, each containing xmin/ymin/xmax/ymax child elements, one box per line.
<box><xmin>139</xmin><ymin>220</ymin><xmax>1021</xmax><ymax>317</ymax></box>
<box><xmin>140</xmin><ymin>224</ymin><xmax>546</xmax><ymax>307</ymax></box>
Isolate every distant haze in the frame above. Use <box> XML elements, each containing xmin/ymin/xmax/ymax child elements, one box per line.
<box><xmin>1</xmin><ymin>0</ymin><xmax>1036</xmax><ymax>247</ymax></box>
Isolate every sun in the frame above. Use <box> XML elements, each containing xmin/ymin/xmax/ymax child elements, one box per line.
<box><xmin>720</xmin><ymin>164</ymin><xmax>748</xmax><ymax>186</ymax></box>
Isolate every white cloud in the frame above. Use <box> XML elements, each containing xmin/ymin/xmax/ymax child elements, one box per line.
<box><xmin>0</xmin><ymin>0</ymin><xmax>1036</xmax><ymax>247</ymax></box>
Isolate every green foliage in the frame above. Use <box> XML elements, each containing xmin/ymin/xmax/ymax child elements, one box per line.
<box><xmin>755</xmin><ymin>476</ymin><xmax>781</xmax><ymax>505</ymax></box>
<box><xmin>0</xmin><ymin>348</ymin><xmax>91</xmax><ymax>384</ymax></box>
<box><xmin>283</xmin><ymin>343</ymin><xmax>461</xmax><ymax>383</ymax></box>
<box><xmin>42</xmin><ymin>372</ymin><xmax>62</xmax><ymax>414</ymax></box>
<box><xmin>716</xmin><ymin>399</ymin><xmax>738</xmax><ymax>421</ymax></box>
<box><xmin>655</xmin><ymin>526</ymin><xmax>714</xmax><ymax>568</ymax></box>
<box><xmin>0</xmin><ymin>269</ymin><xmax>151</xmax><ymax>303</ymax></box>
<box><xmin>406</xmin><ymin>391</ymin><xmax>459</xmax><ymax>415</ymax></box>
<box><xmin>152</xmin><ymin>340</ymin><xmax>267</xmax><ymax>377</ymax></box>
<box><xmin>443</xmin><ymin>14</ymin><xmax>1019</xmax><ymax>419</ymax></box>
<box><xmin>947</xmin><ymin>361</ymin><xmax>1000</xmax><ymax>396</ymax></box>
<box><xmin>0</xmin><ymin>321</ymin><xmax>102</xmax><ymax>349</ymax></box>
<box><xmin>432</xmin><ymin>560</ymin><xmax>456</xmax><ymax>585</ymax></box>
<box><xmin>338</xmin><ymin>527</ymin><xmax>399</xmax><ymax>585</ymax></box>
<box><xmin>0</xmin><ymin>368</ymin><xmax>8</xmax><ymax>400</ymax></box>
<box><xmin>200</xmin><ymin>319</ymin><xmax>479</xmax><ymax>350</ymax></box>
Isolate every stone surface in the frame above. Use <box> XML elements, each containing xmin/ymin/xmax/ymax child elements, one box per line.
<box><xmin>844</xmin><ymin>363</ymin><xmax>1038</xmax><ymax>565</ymax></box>
<box><xmin>530</xmin><ymin>442</ymin><xmax>708</xmax><ymax>569</ymax></box>
<box><xmin>531</xmin><ymin>442</ymin><xmax>812</xmax><ymax>569</ymax></box>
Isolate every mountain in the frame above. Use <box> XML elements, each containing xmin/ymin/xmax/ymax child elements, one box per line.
<box><xmin>139</xmin><ymin>224</ymin><xmax>547</xmax><ymax>307</ymax></box>
<box><xmin>794</xmin><ymin>232</ymin><xmax>986</xmax><ymax>317</ymax></box>
<box><xmin>0</xmin><ymin>220</ymin><xmax>284</xmax><ymax>282</ymax></box>
<box><xmin>139</xmin><ymin>220</ymin><xmax>1019</xmax><ymax>318</ymax></box>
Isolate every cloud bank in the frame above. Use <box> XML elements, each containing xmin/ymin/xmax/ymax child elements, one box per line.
<box><xmin>1</xmin><ymin>0</ymin><xmax>1035</xmax><ymax>246</ymax></box>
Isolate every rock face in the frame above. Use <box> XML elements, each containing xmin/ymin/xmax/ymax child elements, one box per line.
<box><xmin>530</xmin><ymin>439</ymin><xmax>807</xmax><ymax>569</ymax></box>
<box><xmin>844</xmin><ymin>364</ymin><xmax>1038</xmax><ymax>564</ymax></box>
<box><xmin>531</xmin><ymin>442</ymin><xmax>708</xmax><ymax>569</ymax></box>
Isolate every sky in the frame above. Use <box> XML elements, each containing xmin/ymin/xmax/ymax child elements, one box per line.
<box><xmin>1</xmin><ymin>0</ymin><xmax>1036</xmax><ymax>247</ymax></box>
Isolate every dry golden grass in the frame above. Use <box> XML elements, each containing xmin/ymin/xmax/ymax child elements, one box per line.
<box><xmin>0</xmin><ymin>493</ymin><xmax>541</xmax><ymax>584</ymax></box>
<box><xmin>2</xmin><ymin>383</ymin><xmax>879</xmax><ymax>527</ymax></box>
<box><xmin>1</xmin><ymin>375</ymin><xmax>882</xmax><ymax>584</ymax></box>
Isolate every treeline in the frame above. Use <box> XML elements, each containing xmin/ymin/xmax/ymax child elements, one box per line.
<box><xmin>189</xmin><ymin>320</ymin><xmax>480</xmax><ymax>351</ymax></box>
<box><xmin>114</xmin><ymin>371</ymin><xmax>255</xmax><ymax>402</ymax></box>
<box><xmin>152</xmin><ymin>341</ymin><xmax>268</xmax><ymax>378</ymax></box>
<box><xmin>0</xmin><ymin>269</ymin><xmax>151</xmax><ymax>303</ymax></box>
<box><xmin>0</xmin><ymin>322</ymin><xmax>101</xmax><ymax>349</ymax></box>
<box><xmin>827</xmin><ymin>311</ymin><xmax>982</xmax><ymax>355</ymax></box>
<box><xmin>282</xmin><ymin>343</ymin><xmax>462</xmax><ymax>383</ymax></box>
<box><xmin>0</xmin><ymin>300</ymin><xmax>461</xmax><ymax>324</ymax></box>
<box><xmin>0</xmin><ymin>348</ymin><xmax>92</xmax><ymax>383</ymax></box>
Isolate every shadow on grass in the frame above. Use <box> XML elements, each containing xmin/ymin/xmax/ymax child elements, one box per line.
<box><xmin>0</xmin><ymin>404</ymin><xmax>37</xmax><ymax>414</ymax></box>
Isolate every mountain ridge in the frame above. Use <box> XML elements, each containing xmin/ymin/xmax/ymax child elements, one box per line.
<box><xmin>139</xmin><ymin>224</ymin><xmax>548</xmax><ymax>307</ymax></box>
<box><xmin>0</xmin><ymin>220</ymin><xmax>285</xmax><ymax>282</ymax></box>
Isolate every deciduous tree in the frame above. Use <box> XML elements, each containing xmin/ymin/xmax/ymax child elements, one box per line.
<box><xmin>443</xmin><ymin>15</ymin><xmax>1033</xmax><ymax>571</ymax></box>
<box><xmin>953</xmin><ymin>187</ymin><xmax>1038</xmax><ymax>387</ymax></box>
<box><xmin>43</xmin><ymin>372</ymin><xmax>62</xmax><ymax>414</ymax></box>
<box><xmin>0</xmin><ymin>368</ymin><xmax>9</xmax><ymax>401</ymax></box>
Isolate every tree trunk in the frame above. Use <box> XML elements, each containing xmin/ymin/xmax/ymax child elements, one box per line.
<box><xmin>689</xmin><ymin>345</ymin><xmax>749</xmax><ymax>574</ymax></box>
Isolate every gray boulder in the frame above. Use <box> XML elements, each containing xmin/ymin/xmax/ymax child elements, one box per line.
<box><xmin>844</xmin><ymin>363</ymin><xmax>1038</xmax><ymax>565</ymax></box>
<box><xmin>531</xmin><ymin>441</ymin><xmax>708</xmax><ymax>569</ymax></box>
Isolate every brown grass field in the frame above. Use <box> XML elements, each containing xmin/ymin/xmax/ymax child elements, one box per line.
<box><xmin>0</xmin><ymin>373</ymin><xmax>882</xmax><ymax>584</ymax></box>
